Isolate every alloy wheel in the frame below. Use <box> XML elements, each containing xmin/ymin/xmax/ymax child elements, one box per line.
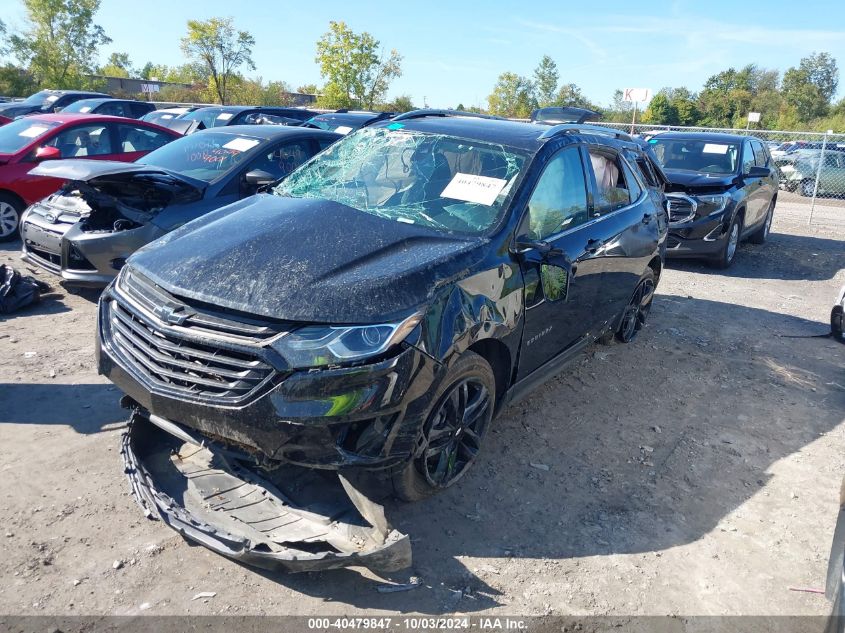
<box><xmin>764</xmin><ymin>207</ymin><xmax>773</xmax><ymax>238</ymax></box>
<box><xmin>618</xmin><ymin>277</ymin><xmax>655</xmax><ymax>343</ymax></box>
<box><xmin>0</xmin><ymin>202</ymin><xmax>19</xmax><ymax>238</ymax></box>
<box><xmin>420</xmin><ymin>378</ymin><xmax>491</xmax><ymax>489</ymax></box>
<box><xmin>726</xmin><ymin>221</ymin><xmax>739</xmax><ymax>263</ymax></box>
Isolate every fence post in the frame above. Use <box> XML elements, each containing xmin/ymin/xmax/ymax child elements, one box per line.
<box><xmin>808</xmin><ymin>131</ymin><xmax>829</xmax><ymax>226</ymax></box>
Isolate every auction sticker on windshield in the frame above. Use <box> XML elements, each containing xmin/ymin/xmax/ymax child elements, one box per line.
<box><xmin>441</xmin><ymin>173</ymin><xmax>507</xmax><ymax>206</ymax></box>
<box><xmin>335</xmin><ymin>125</ymin><xmax>353</xmax><ymax>135</ymax></box>
<box><xmin>222</xmin><ymin>138</ymin><xmax>260</xmax><ymax>152</ymax></box>
<box><xmin>18</xmin><ymin>125</ymin><xmax>50</xmax><ymax>138</ymax></box>
<box><xmin>216</xmin><ymin>112</ymin><xmax>234</xmax><ymax>121</ymax></box>
<box><xmin>702</xmin><ymin>143</ymin><xmax>730</xmax><ymax>154</ymax></box>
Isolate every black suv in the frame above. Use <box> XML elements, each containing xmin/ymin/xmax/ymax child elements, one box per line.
<box><xmin>650</xmin><ymin>132</ymin><xmax>778</xmax><ymax>268</ymax></box>
<box><xmin>100</xmin><ymin>111</ymin><xmax>668</xmax><ymax>571</ymax></box>
<box><xmin>0</xmin><ymin>89</ymin><xmax>110</xmax><ymax>119</ymax></box>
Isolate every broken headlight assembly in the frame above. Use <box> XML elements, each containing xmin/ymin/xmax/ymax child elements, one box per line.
<box><xmin>694</xmin><ymin>193</ymin><xmax>731</xmax><ymax>216</ymax></box>
<box><xmin>270</xmin><ymin>313</ymin><xmax>422</xmax><ymax>369</ymax></box>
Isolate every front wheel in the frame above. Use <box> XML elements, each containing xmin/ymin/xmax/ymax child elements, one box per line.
<box><xmin>0</xmin><ymin>194</ymin><xmax>24</xmax><ymax>242</ymax></box>
<box><xmin>616</xmin><ymin>268</ymin><xmax>656</xmax><ymax>343</ymax></box>
<box><xmin>392</xmin><ymin>351</ymin><xmax>495</xmax><ymax>501</ymax></box>
<box><xmin>711</xmin><ymin>214</ymin><xmax>742</xmax><ymax>269</ymax></box>
<box><xmin>800</xmin><ymin>179</ymin><xmax>815</xmax><ymax>198</ymax></box>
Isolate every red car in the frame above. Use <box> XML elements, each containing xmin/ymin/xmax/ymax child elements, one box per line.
<box><xmin>0</xmin><ymin>114</ymin><xmax>181</xmax><ymax>241</ymax></box>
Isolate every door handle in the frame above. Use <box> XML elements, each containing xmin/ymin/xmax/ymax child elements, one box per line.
<box><xmin>585</xmin><ymin>238</ymin><xmax>604</xmax><ymax>254</ymax></box>
<box><xmin>642</xmin><ymin>213</ymin><xmax>653</xmax><ymax>224</ymax></box>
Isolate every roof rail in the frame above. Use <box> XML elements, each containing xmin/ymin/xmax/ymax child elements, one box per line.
<box><xmin>391</xmin><ymin>109</ymin><xmax>505</xmax><ymax>122</ymax></box>
<box><xmin>538</xmin><ymin>123</ymin><xmax>634</xmax><ymax>142</ymax></box>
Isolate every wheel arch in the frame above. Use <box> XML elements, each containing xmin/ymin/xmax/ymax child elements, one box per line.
<box><xmin>467</xmin><ymin>338</ymin><xmax>512</xmax><ymax>412</ymax></box>
<box><xmin>0</xmin><ymin>189</ymin><xmax>26</xmax><ymax>209</ymax></box>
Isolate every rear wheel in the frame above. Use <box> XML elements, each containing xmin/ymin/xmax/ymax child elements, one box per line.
<box><xmin>392</xmin><ymin>351</ymin><xmax>495</xmax><ymax>501</ymax></box>
<box><xmin>800</xmin><ymin>179</ymin><xmax>815</xmax><ymax>197</ymax></box>
<box><xmin>616</xmin><ymin>268</ymin><xmax>656</xmax><ymax>344</ymax></box>
<box><xmin>0</xmin><ymin>194</ymin><xmax>24</xmax><ymax>242</ymax></box>
<box><xmin>749</xmin><ymin>199</ymin><xmax>775</xmax><ymax>244</ymax></box>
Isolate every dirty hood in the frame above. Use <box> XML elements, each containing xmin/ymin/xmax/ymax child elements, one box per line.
<box><xmin>128</xmin><ymin>195</ymin><xmax>483</xmax><ymax>324</ymax></box>
<box><xmin>664</xmin><ymin>169</ymin><xmax>737</xmax><ymax>190</ymax></box>
<box><xmin>29</xmin><ymin>159</ymin><xmax>205</xmax><ymax>192</ymax></box>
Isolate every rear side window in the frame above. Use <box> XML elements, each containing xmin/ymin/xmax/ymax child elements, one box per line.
<box><xmin>117</xmin><ymin>124</ymin><xmax>173</xmax><ymax>153</ymax></box>
<box><xmin>588</xmin><ymin>149</ymin><xmax>631</xmax><ymax>214</ymax></box>
<box><xmin>524</xmin><ymin>147</ymin><xmax>590</xmax><ymax>239</ymax></box>
<box><xmin>44</xmin><ymin>123</ymin><xmax>113</xmax><ymax>157</ymax></box>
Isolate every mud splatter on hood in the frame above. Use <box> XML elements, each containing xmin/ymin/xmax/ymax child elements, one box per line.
<box><xmin>128</xmin><ymin>194</ymin><xmax>486</xmax><ymax>324</ymax></box>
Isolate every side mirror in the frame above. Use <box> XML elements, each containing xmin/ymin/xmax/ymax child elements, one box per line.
<box><xmin>746</xmin><ymin>165</ymin><xmax>771</xmax><ymax>178</ymax></box>
<box><xmin>244</xmin><ymin>169</ymin><xmax>276</xmax><ymax>188</ymax></box>
<box><xmin>35</xmin><ymin>146</ymin><xmax>61</xmax><ymax>162</ymax></box>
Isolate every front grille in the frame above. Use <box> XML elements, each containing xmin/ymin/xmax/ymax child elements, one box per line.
<box><xmin>25</xmin><ymin>245</ymin><xmax>61</xmax><ymax>268</ymax></box>
<box><xmin>666</xmin><ymin>194</ymin><xmax>697</xmax><ymax>224</ymax></box>
<box><xmin>104</xmin><ymin>269</ymin><xmax>286</xmax><ymax>402</ymax></box>
<box><xmin>107</xmin><ymin>298</ymin><xmax>275</xmax><ymax>401</ymax></box>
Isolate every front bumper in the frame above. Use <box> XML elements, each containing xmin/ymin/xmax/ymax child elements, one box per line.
<box><xmin>97</xmin><ymin>284</ymin><xmax>445</xmax><ymax>470</ymax></box>
<box><xmin>122</xmin><ymin>411</ymin><xmax>412</xmax><ymax>573</ymax></box>
<box><xmin>665</xmin><ymin>213</ymin><xmax>730</xmax><ymax>259</ymax></box>
<box><xmin>20</xmin><ymin>206</ymin><xmax>163</xmax><ymax>287</ymax></box>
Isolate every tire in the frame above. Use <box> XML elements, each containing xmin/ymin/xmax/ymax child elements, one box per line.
<box><xmin>711</xmin><ymin>214</ymin><xmax>742</xmax><ymax>269</ymax></box>
<box><xmin>800</xmin><ymin>179</ymin><xmax>815</xmax><ymax>198</ymax></box>
<box><xmin>749</xmin><ymin>199</ymin><xmax>775</xmax><ymax>245</ymax></box>
<box><xmin>392</xmin><ymin>351</ymin><xmax>495</xmax><ymax>501</ymax></box>
<box><xmin>616</xmin><ymin>267</ymin><xmax>656</xmax><ymax>344</ymax></box>
<box><xmin>832</xmin><ymin>304</ymin><xmax>844</xmax><ymax>342</ymax></box>
<box><xmin>0</xmin><ymin>193</ymin><xmax>24</xmax><ymax>242</ymax></box>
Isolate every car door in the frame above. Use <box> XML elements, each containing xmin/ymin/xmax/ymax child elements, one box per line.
<box><xmin>740</xmin><ymin>139</ymin><xmax>766</xmax><ymax>229</ymax></box>
<box><xmin>751</xmin><ymin>138</ymin><xmax>776</xmax><ymax>216</ymax></box>
<box><xmin>585</xmin><ymin>146</ymin><xmax>660</xmax><ymax>325</ymax></box>
<box><xmin>514</xmin><ymin>144</ymin><xmax>606</xmax><ymax>379</ymax></box>
<box><xmin>820</xmin><ymin>152</ymin><xmax>845</xmax><ymax>194</ymax></box>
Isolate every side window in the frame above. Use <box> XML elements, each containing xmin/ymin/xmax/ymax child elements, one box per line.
<box><xmin>588</xmin><ymin>149</ymin><xmax>631</xmax><ymax>214</ymax></box>
<box><xmin>244</xmin><ymin>140</ymin><xmax>315</xmax><ymax>181</ymax></box>
<box><xmin>317</xmin><ymin>138</ymin><xmax>336</xmax><ymax>151</ymax></box>
<box><xmin>824</xmin><ymin>153</ymin><xmax>840</xmax><ymax>168</ymax></box>
<box><xmin>44</xmin><ymin>124</ymin><xmax>113</xmax><ymax>157</ymax></box>
<box><xmin>524</xmin><ymin>147</ymin><xmax>589</xmax><ymax>240</ymax></box>
<box><xmin>117</xmin><ymin>125</ymin><xmax>173</xmax><ymax>153</ymax></box>
<box><xmin>98</xmin><ymin>102</ymin><xmax>129</xmax><ymax>117</ymax></box>
<box><xmin>620</xmin><ymin>158</ymin><xmax>643</xmax><ymax>201</ymax></box>
<box><xmin>751</xmin><ymin>140</ymin><xmax>768</xmax><ymax>167</ymax></box>
<box><xmin>131</xmin><ymin>103</ymin><xmax>154</xmax><ymax>119</ymax></box>
<box><xmin>741</xmin><ymin>141</ymin><xmax>756</xmax><ymax>173</ymax></box>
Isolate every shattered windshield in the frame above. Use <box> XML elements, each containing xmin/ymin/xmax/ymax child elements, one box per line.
<box><xmin>273</xmin><ymin>126</ymin><xmax>526</xmax><ymax>234</ymax></box>
<box><xmin>137</xmin><ymin>132</ymin><xmax>261</xmax><ymax>182</ymax></box>
<box><xmin>649</xmin><ymin>138</ymin><xmax>739</xmax><ymax>174</ymax></box>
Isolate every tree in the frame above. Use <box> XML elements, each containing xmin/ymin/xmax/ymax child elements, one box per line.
<box><xmin>181</xmin><ymin>17</ymin><xmax>255</xmax><ymax>104</ymax></box>
<box><xmin>11</xmin><ymin>0</ymin><xmax>111</xmax><ymax>88</ymax></box>
<box><xmin>666</xmin><ymin>87</ymin><xmax>699</xmax><ymax>125</ymax></box>
<box><xmin>533</xmin><ymin>55</ymin><xmax>558</xmax><ymax>108</ymax></box>
<box><xmin>553</xmin><ymin>83</ymin><xmax>597</xmax><ymax>110</ymax></box>
<box><xmin>385</xmin><ymin>94</ymin><xmax>414</xmax><ymax>112</ymax></box>
<box><xmin>782</xmin><ymin>67</ymin><xmax>828</xmax><ymax>121</ymax></box>
<box><xmin>0</xmin><ymin>64</ymin><xmax>38</xmax><ymax>96</ymax></box>
<box><xmin>487</xmin><ymin>72</ymin><xmax>535</xmax><ymax>118</ymax></box>
<box><xmin>799</xmin><ymin>52</ymin><xmax>839</xmax><ymax>102</ymax></box>
<box><xmin>99</xmin><ymin>51</ymin><xmax>133</xmax><ymax>77</ymax></box>
<box><xmin>315</xmin><ymin>21</ymin><xmax>402</xmax><ymax>109</ymax></box>
<box><xmin>296</xmin><ymin>83</ymin><xmax>318</xmax><ymax>95</ymax></box>
<box><xmin>642</xmin><ymin>91</ymin><xmax>679</xmax><ymax>125</ymax></box>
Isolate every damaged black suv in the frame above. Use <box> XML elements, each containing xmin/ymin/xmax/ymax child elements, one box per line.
<box><xmin>100</xmin><ymin>111</ymin><xmax>668</xmax><ymax>572</ymax></box>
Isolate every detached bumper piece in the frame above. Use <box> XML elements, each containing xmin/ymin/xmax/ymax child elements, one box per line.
<box><xmin>122</xmin><ymin>411</ymin><xmax>411</xmax><ymax>573</ymax></box>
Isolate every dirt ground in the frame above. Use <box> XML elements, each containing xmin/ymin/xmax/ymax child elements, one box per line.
<box><xmin>1</xmin><ymin>201</ymin><xmax>843</xmax><ymax>619</ymax></box>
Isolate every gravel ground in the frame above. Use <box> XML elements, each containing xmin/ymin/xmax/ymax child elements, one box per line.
<box><xmin>0</xmin><ymin>201</ymin><xmax>843</xmax><ymax>619</ymax></box>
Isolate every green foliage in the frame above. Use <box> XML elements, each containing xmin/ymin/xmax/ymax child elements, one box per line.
<box><xmin>296</xmin><ymin>83</ymin><xmax>318</xmax><ymax>95</ymax></box>
<box><xmin>642</xmin><ymin>92</ymin><xmax>678</xmax><ymax>125</ymax></box>
<box><xmin>11</xmin><ymin>0</ymin><xmax>111</xmax><ymax>89</ymax></box>
<box><xmin>0</xmin><ymin>63</ymin><xmax>39</xmax><ymax>96</ymax></box>
<box><xmin>553</xmin><ymin>82</ymin><xmax>598</xmax><ymax>110</ymax></box>
<box><xmin>533</xmin><ymin>55</ymin><xmax>558</xmax><ymax>108</ymax></box>
<box><xmin>314</xmin><ymin>21</ymin><xmax>402</xmax><ymax>110</ymax></box>
<box><xmin>181</xmin><ymin>17</ymin><xmax>255</xmax><ymax>105</ymax></box>
<box><xmin>98</xmin><ymin>51</ymin><xmax>133</xmax><ymax>78</ymax></box>
<box><xmin>384</xmin><ymin>94</ymin><xmax>414</xmax><ymax>112</ymax></box>
<box><xmin>487</xmin><ymin>72</ymin><xmax>535</xmax><ymax>118</ymax></box>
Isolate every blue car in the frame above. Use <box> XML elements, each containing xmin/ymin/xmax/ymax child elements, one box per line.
<box><xmin>20</xmin><ymin>125</ymin><xmax>340</xmax><ymax>286</ymax></box>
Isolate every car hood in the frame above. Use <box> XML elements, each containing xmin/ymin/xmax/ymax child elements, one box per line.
<box><xmin>663</xmin><ymin>169</ymin><xmax>737</xmax><ymax>189</ymax></box>
<box><xmin>29</xmin><ymin>159</ymin><xmax>203</xmax><ymax>189</ymax></box>
<box><xmin>0</xmin><ymin>104</ymin><xmax>38</xmax><ymax>118</ymax></box>
<box><xmin>128</xmin><ymin>195</ymin><xmax>485</xmax><ymax>324</ymax></box>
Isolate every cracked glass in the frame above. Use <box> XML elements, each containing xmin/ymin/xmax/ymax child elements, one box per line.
<box><xmin>273</xmin><ymin>127</ymin><xmax>527</xmax><ymax>235</ymax></box>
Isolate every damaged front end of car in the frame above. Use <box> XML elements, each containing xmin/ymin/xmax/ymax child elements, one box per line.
<box><xmin>123</xmin><ymin>410</ymin><xmax>412</xmax><ymax>572</ymax></box>
<box><xmin>21</xmin><ymin>160</ymin><xmax>203</xmax><ymax>286</ymax></box>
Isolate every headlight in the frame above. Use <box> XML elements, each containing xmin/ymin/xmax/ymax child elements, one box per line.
<box><xmin>695</xmin><ymin>193</ymin><xmax>730</xmax><ymax>215</ymax></box>
<box><xmin>270</xmin><ymin>313</ymin><xmax>422</xmax><ymax>369</ymax></box>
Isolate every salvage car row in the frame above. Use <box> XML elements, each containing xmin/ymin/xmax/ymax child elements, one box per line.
<box><xmin>1</xmin><ymin>101</ymin><xmax>791</xmax><ymax>572</ymax></box>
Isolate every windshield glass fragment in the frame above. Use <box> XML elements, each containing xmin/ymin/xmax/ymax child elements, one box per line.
<box><xmin>273</xmin><ymin>127</ymin><xmax>526</xmax><ymax>234</ymax></box>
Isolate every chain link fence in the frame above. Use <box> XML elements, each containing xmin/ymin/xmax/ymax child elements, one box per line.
<box><xmin>594</xmin><ymin>122</ymin><xmax>845</xmax><ymax>227</ymax></box>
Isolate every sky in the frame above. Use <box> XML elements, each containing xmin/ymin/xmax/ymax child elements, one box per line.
<box><xmin>5</xmin><ymin>0</ymin><xmax>845</xmax><ymax>108</ymax></box>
